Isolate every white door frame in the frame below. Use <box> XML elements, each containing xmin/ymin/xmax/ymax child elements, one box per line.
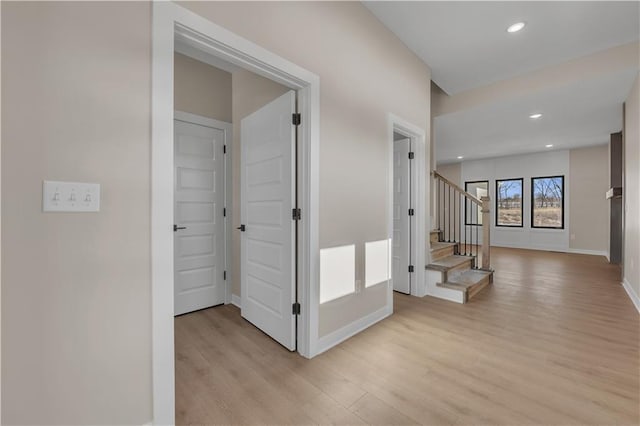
<box><xmin>152</xmin><ymin>3</ymin><xmax>320</xmax><ymax>424</ymax></box>
<box><xmin>387</xmin><ymin>114</ymin><xmax>428</xmax><ymax>298</ymax></box>
<box><xmin>174</xmin><ymin>111</ymin><xmax>233</xmax><ymax>306</ymax></box>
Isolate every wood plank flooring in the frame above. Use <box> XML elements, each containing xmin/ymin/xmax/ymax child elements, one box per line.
<box><xmin>175</xmin><ymin>247</ymin><xmax>639</xmax><ymax>425</ymax></box>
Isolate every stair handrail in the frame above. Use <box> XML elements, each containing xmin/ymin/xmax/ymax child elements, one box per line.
<box><xmin>432</xmin><ymin>171</ymin><xmax>481</xmax><ymax>205</ymax></box>
<box><xmin>432</xmin><ymin>170</ymin><xmax>491</xmax><ymax>271</ymax></box>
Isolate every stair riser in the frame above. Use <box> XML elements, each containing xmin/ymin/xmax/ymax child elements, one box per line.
<box><xmin>430</xmin><ymin>231</ymin><xmax>441</xmax><ymax>244</ymax></box>
<box><xmin>466</xmin><ymin>275</ymin><xmax>492</xmax><ymax>301</ymax></box>
<box><xmin>444</xmin><ymin>260</ymin><xmax>473</xmax><ymax>280</ymax></box>
<box><xmin>431</xmin><ymin>245</ymin><xmax>455</xmax><ymax>261</ymax></box>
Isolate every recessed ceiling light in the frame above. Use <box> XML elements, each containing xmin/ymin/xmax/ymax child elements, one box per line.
<box><xmin>545</xmin><ymin>144</ymin><xmax>553</xmax><ymax>148</ymax></box>
<box><xmin>507</xmin><ymin>22</ymin><xmax>526</xmax><ymax>33</ymax></box>
<box><xmin>529</xmin><ymin>113</ymin><xmax>543</xmax><ymax>119</ymax></box>
<box><xmin>457</xmin><ymin>156</ymin><xmax>464</xmax><ymax>159</ymax></box>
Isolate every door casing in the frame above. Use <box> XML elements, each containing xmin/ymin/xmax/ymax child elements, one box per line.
<box><xmin>152</xmin><ymin>3</ymin><xmax>320</xmax><ymax>424</ymax></box>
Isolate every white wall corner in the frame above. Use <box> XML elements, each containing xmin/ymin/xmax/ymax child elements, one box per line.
<box><xmin>231</xmin><ymin>294</ymin><xmax>241</xmax><ymax>309</ymax></box>
<box><xmin>622</xmin><ymin>278</ymin><xmax>640</xmax><ymax>313</ymax></box>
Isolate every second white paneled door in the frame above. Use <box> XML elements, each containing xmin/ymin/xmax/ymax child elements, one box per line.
<box><xmin>174</xmin><ymin>115</ymin><xmax>229</xmax><ymax>316</ymax></box>
<box><xmin>240</xmin><ymin>91</ymin><xmax>297</xmax><ymax>351</ymax></box>
<box><xmin>393</xmin><ymin>137</ymin><xmax>412</xmax><ymax>294</ymax></box>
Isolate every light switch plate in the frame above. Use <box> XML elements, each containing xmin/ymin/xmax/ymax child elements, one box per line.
<box><xmin>43</xmin><ymin>180</ymin><xmax>100</xmax><ymax>212</ymax></box>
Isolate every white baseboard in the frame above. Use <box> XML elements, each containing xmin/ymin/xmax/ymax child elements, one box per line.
<box><xmin>231</xmin><ymin>294</ymin><xmax>241</xmax><ymax>309</ymax></box>
<box><xmin>492</xmin><ymin>242</ymin><xmax>567</xmax><ymax>252</ymax></box>
<box><xmin>491</xmin><ymin>243</ymin><xmax>607</xmax><ymax>258</ymax></box>
<box><xmin>566</xmin><ymin>248</ymin><xmax>608</xmax><ymax>258</ymax></box>
<box><xmin>313</xmin><ymin>305</ymin><xmax>390</xmax><ymax>357</ymax></box>
<box><xmin>622</xmin><ymin>278</ymin><xmax>640</xmax><ymax>313</ymax></box>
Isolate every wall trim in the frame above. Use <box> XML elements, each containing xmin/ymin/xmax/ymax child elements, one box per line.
<box><xmin>315</xmin><ymin>305</ymin><xmax>390</xmax><ymax>357</ymax></box>
<box><xmin>566</xmin><ymin>248</ymin><xmax>609</xmax><ymax>258</ymax></box>
<box><xmin>622</xmin><ymin>278</ymin><xmax>640</xmax><ymax>313</ymax></box>
<box><xmin>152</xmin><ymin>3</ymin><xmax>320</xmax><ymax>424</ymax></box>
<box><xmin>231</xmin><ymin>294</ymin><xmax>241</xmax><ymax>309</ymax></box>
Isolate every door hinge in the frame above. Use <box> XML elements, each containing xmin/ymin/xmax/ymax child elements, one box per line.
<box><xmin>292</xmin><ymin>208</ymin><xmax>301</xmax><ymax>220</ymax></box>
<box><xmin>408</xmin><ymin>265</ymin><xmax>414</xmax><ymax>273</ymax></box>
<box><xmin>223</xmin><ymin>207</ymin><xmax>226</xmax><ymax>217</ymax></box>
<box><xmin>292</xmin><ymin>302</ymin><xmax>301</xmax><ymax>315</ymax></box>
<box><xmin>292</xmin><ymin>113</ymin><xmax>301</xmax><ymax>126</ymax></box>
<box><xmin>223</xmin><ymin>144</ymin><xmax>227</xmax><ymax>154</ymax></box>
<box><xmin>408</xmin><ymin>152</ymin><xmax>415</xmax><ymax>159</ymax></box>
<box><xmin>223</xmin><ymin>271</ymin><xmax>226</xmax><ymax>280</ymax></box>
<box><xmin>408</xmin><ymin>208</ymin><xmax>415</xmax><ymax>216</ymax></box>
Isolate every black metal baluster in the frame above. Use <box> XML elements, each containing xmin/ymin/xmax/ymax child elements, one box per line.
<box><xmin>476</xmin><ymin>206</ymin><xmax>479</xmax><ymax>269</ymax></box>
<box><xmin>448</xmin><ymin>186</ymin><xmax>452</xmax><ymax>242</ymax></box>
<box><xmin>445</xmin><ymin>183</ymin><xmax>448</xmax><ymax>242</ymax></box>
<box><xmin>464</xmin><ymin>198</ymin><xmax>467</xmax><ymax>255</ymax></box>
<box><xmin>437</xmin><ymin>179</ymin><xmax>440</xmax><ymax>234</ymax></box>
<box><xmin>469</xmin><ymin>203</ymin><xmax>473</xmax><ymax>256</ymax></box>
<box><xmin>454</xmin><ymin>191</ymin><xmax>457</xmax><ymax>244</ymax></box>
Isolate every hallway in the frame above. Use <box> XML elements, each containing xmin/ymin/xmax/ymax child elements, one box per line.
<box><xmin>175</xmin><ymin>247</ymin><xmax>639</xmax><ymax>425</ymax></box>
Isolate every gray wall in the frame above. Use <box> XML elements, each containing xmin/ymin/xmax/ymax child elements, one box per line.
<box><xmin>174</xmin><ymin>52</ymin><xmax>232</xmax><ymax>122</ymax></box>
<box><xmin>569</xmin><ymin>145</ymin><xmax>609</xmax><ymax>254</ymax></box>
<box><xmin>179</xmin><ymin>1</ymin><xmax>432</xmax><ymax>338</ymax></box>
<box><xmin>624</xmin><ymin>73</ymin><xmax>640</xmax><ymax>299</ymax></box>
<box><xmin>438</xmin><ymin>148</ymin><xmax>610</xmax><ymax>255</ymax></box>
<box><xmin>1</xmin><ymin>1</ymin><xmax>432</xmax><ymax>423</ymax></box>
<box><xmin>2</xmin><ymin>2</ymin><xmax>152</xmax><ymax>423</ymax></box>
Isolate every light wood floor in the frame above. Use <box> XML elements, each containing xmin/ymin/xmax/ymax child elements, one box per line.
<box><xmin>175</xmin><ymin>247</ymin><xmax>639</xmax><ymax>425</ymax></box>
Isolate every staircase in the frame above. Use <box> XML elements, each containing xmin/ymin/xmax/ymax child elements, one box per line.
<box><xmin>426</xmin><ymin>172</ymin><xmax>493</xmax><ymax>303</ymax></box>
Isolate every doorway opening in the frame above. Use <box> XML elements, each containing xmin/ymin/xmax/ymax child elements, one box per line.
<box><xmin>392</xmin><ymin>132</ymin><xmax>414</xmax><ymax>294</ymax></box>
<box><xmin>387</xmin><ymin>114</ymin><xmax>428</xmax><ymax>299</ymax></box>
<box><xmin>172</xmin><ymin>48</ymin><xmax>300</xmax><ymax>353</ymax></box>
<box><xmin>152</xmin><ymin>3</ymin><xmax>321</xmax><ymax>423</ymax></box>
<box><xmin>173</xmin><ymin>112</ymin><xmax>231</xmax><ymax>316</ymax></box>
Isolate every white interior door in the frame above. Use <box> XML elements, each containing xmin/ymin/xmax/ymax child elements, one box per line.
<box><xmin>240</xmin><ymin>91</ymin><xmax>297</xmax><ymax>351</ymax></box>
<box><xmin>393</xmin><ymin>138</ymin><xmax>412</xmax><ymax>294</ymax></box>
<box><xmin>174</xmin><ymin>118</ymin><xmax>227</xmax><ymax>316</ymax></box>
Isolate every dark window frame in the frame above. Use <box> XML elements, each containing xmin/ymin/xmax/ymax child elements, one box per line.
<box><xmin>495</xmin><ymin>178</ymin><xmax>524</xmax><ymax>228</ymax></box>
<box><xmin>464</xmin><ymin>180</ymin><xmax>489</xmax><ymax>226</ymax></box>
<box><xmin>531</xmin><ymin>175</ymin><xmax>565</xmax><ymax>230</ymax></box>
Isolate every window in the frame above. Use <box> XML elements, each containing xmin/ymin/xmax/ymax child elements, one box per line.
<box><xmin>531</xmin><ymin>176</ymin><xmax>564</xmax><ymax>229</ymax></box>
<box><xmin>496</xmin><ymin>178</ymin><xmax>523</xmax><ymax>227</ymax></box>
<box><xmin>465</xmin><ymin>180</ymin><xmax>488</xmax><ymax>225</ymax></box>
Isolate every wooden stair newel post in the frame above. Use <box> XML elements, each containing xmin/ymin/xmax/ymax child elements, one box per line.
<box><xmin>481</xmin><ymin>196</ymin><xmax>491</xmax><ymax>270</ymax></box>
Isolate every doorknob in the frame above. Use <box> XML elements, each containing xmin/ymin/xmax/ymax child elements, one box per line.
<box><xmin>174</xmin><ymin>224</ymin><xmax>187</xmax><ymax>232</ymax></box>
<box><xmin>237</xmin><ymin>224</ymin><xmax>246</xmax><ymax>232</ymax></box>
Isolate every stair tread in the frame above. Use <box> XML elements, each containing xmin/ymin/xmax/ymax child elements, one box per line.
<box><xmin>426</xmin><ymin>255</ymin><xmax>473</xmax><ymax>271</ymax></box>
<box><xmin>430</xmin><ymin>242</ymin><xmax>457</xmax><ymax>252</ymax></box>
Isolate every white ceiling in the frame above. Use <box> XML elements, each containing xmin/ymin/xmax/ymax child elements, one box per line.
<box><xmin>434</xmin><ymin>68</ymin><xmax>637</xmax><ymax>164</ymax></box>
<box><xmin>364</xmin><ymin>1</ymin><xmax>639</xmax><ymax>94</ymax></box>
